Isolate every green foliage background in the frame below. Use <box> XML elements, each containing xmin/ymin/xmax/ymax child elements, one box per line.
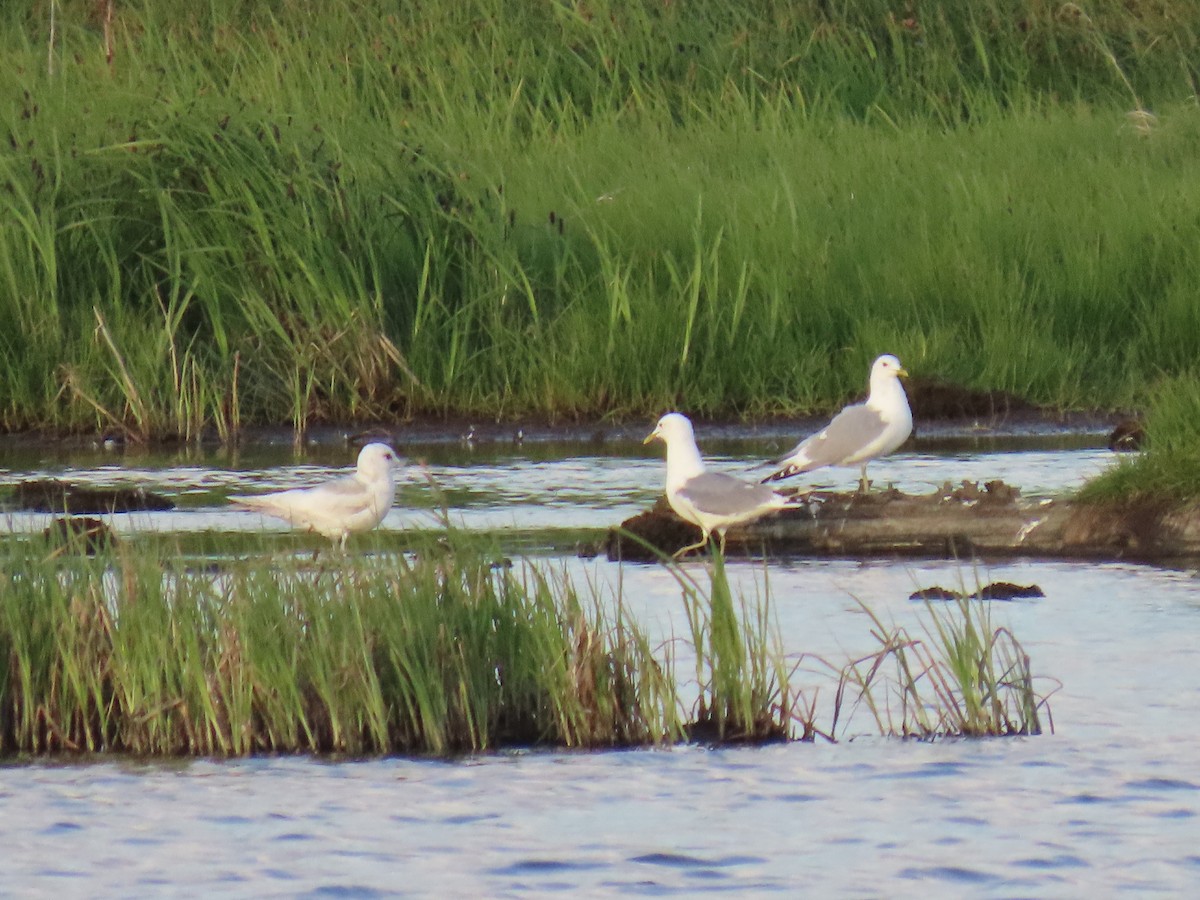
<box><xmin>2</xmin><ymin>1</ymin><xmax>1198</xmax><ymax>437</ymax></box>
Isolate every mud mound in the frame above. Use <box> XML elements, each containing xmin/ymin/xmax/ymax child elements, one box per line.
<box><xmin>906</xmin><ymin>378</ymin><xmax>1040</xmax><ymax>421</ymax></box>
<box><xmin>42</xmin><ymin>516</ymin><xmax>117</xmax><ymax>554</ymax></box>
<box><xmin>1060</xmin><ymin>496</ymin><xmax>1175</xmax><ymax>555</ymax></box>
<box><xmin>9</xmin><ymin>479</ymin><xmax>175</xmax><ymax>513</ymax></box>
<box><xmin>909</xmin><ymin>582</ymin><xmax>1045</xmax><ymax>601</ymax></box>
<box><xmin>605</xmin><ymin>498</ymin><xmax>705</xmax><ymax>561</ymax></box>
<box><xmin>607</xmin><ymin>481</ymin><xmax>1026</xmax><ymax>561</ymax></box>
<box><xmin>608</xmin><ymin>480</ymin><xmax>1200</xmax><ymax>563</ymax></box>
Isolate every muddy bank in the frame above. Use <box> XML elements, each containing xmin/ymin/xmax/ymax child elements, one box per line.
<box><xmin>606</xmin><ymin>481</ymin><xmax>1200</xmax><ymax>564</ymax></box>
<box><xmin>0</xmin><ymin>379</ymin><xmax>1125</xmax><ymax>451</ymax></box>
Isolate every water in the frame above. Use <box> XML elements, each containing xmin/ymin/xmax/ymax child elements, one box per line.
<box><xmin>5</xmin><ymin>432</ymin><xmax>1200</xmax><ymax>896</ymax></box>
<box><xmin>0</xmin><ymin>432</ymin><xmax>1112</xmax><ymax>540</ymax></box>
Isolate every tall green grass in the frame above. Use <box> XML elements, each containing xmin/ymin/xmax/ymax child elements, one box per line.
<box><xmin>1</xmin><ymin>1</ymin><xmax>1197</xmax><ymax>436</ymax></box>
<box><xmin>0</xmin><ymin>540</ymin><xmax>690</xmax><ymax>754</ymax></box>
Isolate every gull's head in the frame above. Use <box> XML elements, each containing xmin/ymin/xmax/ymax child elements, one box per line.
<box><xmin>644</xmin><ymin>412</ymin><xmax>695</xmax><ymax>448</ymax></box>
<box><xmin>356</xmin><ymin>442</ymin><xmax>400</xmax><ymax>478</ymax></box>
<box><xmin>871</xmin><ymin>354</ymin><xmax>909</xmax><ymax>381</ymax></box>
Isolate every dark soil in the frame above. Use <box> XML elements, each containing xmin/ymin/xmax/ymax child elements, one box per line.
<box><xmin>909</xmin><ymin>582</ymin><xmax>1046</xmax><ymax>601</ymax></box>
<box><xmin>42</xmin><ymin>516</ymin><xmax>117</xmax><ymax>554</ymax></box>
<box><xmin>9</xmin><ymin>480</ymin><xmax>175</xmax><ymax>513</ymax></box>
<box><xmin>905</xmin><ymin>378</ymin><xmax>1042</xmax><ymax>421</ymax></box>
<box><xmin>607</xmin><ymin>482</ymin><xmax>1200</xmax><ymax>563</ymax></box>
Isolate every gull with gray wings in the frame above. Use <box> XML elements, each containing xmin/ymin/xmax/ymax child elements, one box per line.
<box><xmin>646</xmin><ymin>413</ymin><xmax>796</xmax><ymax>557</ymax></box>
<box><xmin>763</xmin><ymin>354</ymin><xmax>912</xmax><ymax>492</ymax></box>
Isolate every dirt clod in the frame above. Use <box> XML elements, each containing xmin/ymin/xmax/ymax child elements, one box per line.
<box><xmin>910</xmin><ymin>582</ymin><xmax>1045</xmax><ymax>601</ymax></box>
<box><xmin>9</xmin><ymin>479</ymin><xmax>175</xmax><ymax>513</ymax></box>
<box><xmin>1107</xmin><ymin>418</ymin><xmax>1146</xmax><ymax>452</ymax></box>
<box><xmin>42</xmin><ymin>516</ymin><xmax>116</xmax><ymax>554</ymax></box>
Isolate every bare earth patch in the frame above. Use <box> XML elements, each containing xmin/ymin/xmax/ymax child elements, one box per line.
<box><xmin>607</xmin><ymin>481</ymin><xmax>1200</xmax><ymax>564</ymax></box>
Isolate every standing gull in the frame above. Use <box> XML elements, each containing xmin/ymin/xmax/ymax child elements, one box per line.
<box><xmin>645</xmin><ymin>413</ymin><xmax>794</xmax><ymax>557</ymax></box>
<box><xmin>763</xmin><ymin>354</ymin><xmax>912</xmax><ymax>492</ymax></box>
<box><xmin>230</xmin><ymin>442</ymin><xmax>400</xmax><ymax>548</ymax></box>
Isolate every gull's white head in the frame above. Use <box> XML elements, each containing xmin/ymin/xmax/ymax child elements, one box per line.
<box><xmin>644</xmin><ymin>412</ymin><xmax>695</xmax><ymax>447</ymax></box>
<box><xmin>870</xmin><ymin>354</ymin><xmax>909</xmax><ymax>382</ymax></box>
<box><xmin>355</xmin><ymin>442</ymin><xmax>400</xmax><ymax>479</ymax></box>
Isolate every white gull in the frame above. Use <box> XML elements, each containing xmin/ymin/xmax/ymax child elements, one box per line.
<box><xmin>230</xmin><ymin>442</ymin><xmax>400</xmax><ymax>548</ymax></box>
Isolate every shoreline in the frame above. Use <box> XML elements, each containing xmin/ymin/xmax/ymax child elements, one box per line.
<box><xmin>0</xmin><ymin>407</ymin><xmax>1130</xmax><ymax>452</ymax></box>
<box><xmin>607</xmin><ymin>483</ymin><xmax>1199</xmax><ymax>566</ymax></box>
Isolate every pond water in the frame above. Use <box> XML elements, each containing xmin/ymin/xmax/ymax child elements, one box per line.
<box><xmin>4</xmin><ymin>430</ymin><xmax>1200</xmax><ymax>896</ymax></box>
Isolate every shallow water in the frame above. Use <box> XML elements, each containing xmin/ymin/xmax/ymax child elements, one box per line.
<box><xmin>0</xmin><ymin>432</ymin><xmax>1112</xmax><ymax>540</ymax></box>
<box><xmin>6</xmin><ymin>432</ymin><xmax>1200</xmax><ymax>896</ymax></box>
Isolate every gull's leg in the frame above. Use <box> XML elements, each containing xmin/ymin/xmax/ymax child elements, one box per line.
<box><xmin>857</xmin><ymin>463</ymin><xmax>871</xmax><ymax>494</ymax></box>
<box><xmin>673</xmin><ymin>530</ymin><xmax>710</xmax><ymax>559</ymax></box>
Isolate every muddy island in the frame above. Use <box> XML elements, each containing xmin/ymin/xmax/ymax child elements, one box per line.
<box><xmin>606</xmin><ymin>480</ymin><xmax>1200</xmax><ymax>564</ymax></box>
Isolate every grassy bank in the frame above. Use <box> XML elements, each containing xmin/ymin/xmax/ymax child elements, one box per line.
<box><xmin>1078</xmin><ymin>371</ymin><xmax>1200</xmax><ymax>502</ymax></box>
<box><xmin>1</xmin><ymin>1</ymin><xmax>1197</xmax><ymax>437</ymax></box>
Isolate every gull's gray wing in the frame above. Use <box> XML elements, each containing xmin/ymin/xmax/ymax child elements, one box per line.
<box><xmin>770</xmin><ymin>405</ymin><xmax>887</xmax><ymax>474</ymax></box>
<box><xmin>678</xmin><ymin>472</ymin><xmax>782</xmax><ymax>517</ymax></box>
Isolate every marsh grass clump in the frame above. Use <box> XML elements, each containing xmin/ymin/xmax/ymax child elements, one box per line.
<box><xmin>832</xmin><ymin>596</ymin><xmax>1050</xmax><ymax>739</ymax></box>
<box><xmin>675</xmin><ymin>551</ymin><xmax>796</xmax><ymax>743</ymax></box>
<box><xmin>0</xmin><ymin>532</ymin><xmax>1053</xmax><ymax>755</ymax></box>
<box><xmin>0</xmin><ymin>540</ymin><xmax>689</xmax><ymax>756</ymax></box>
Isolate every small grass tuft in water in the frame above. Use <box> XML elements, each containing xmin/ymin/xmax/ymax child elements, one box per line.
<box><xmin>675</xmin><ymin>550</ymin><xmax>794</xmax><ymax>743</ymax></box>
<box><xmin>832</xmin><ymin>596</ymin><xmax>1052</xmax><ymax>739</ymax></box>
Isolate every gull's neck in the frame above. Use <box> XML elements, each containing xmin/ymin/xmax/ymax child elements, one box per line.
<box><xmin>357</xmin><ymin>466</ymin><xmax>396</xmax><ymax>494</ymax></box>
<box><xmin>866</xmin><ymin>374</ymin><xmax>908</xmax><ymax>414</ymax></box>
<box><xmin>664</xmin><ymin>436</ymin><xmax>706</xmax><ymax>492</ymax></box>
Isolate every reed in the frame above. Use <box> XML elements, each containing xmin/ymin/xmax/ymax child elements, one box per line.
<box><xmin>0</xmin><ymin>1</ymin><xmax>1197</xmax><ymax>436</ymax></box>
<box><xmin>0</xmin><ymin>528</ymin><xmax>1052</xmax><ymax>755</ymax></box>
<box><xmin>832</xmin><ymin>595</ymin><xmax>1050</xmax><ymax>738</ymax></box>
<box><xmin>0</xmin><ymin>538</ymin><xmax>691</xmax><ymax>755</ymax></box>
<box><xmin>675</xmin><ymin>550</ymin><xmax>793</xmax><ymax>742</ymax></box>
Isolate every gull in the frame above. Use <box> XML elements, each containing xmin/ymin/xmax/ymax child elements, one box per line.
<box><xmin>645</xmin><ymin>413</ymin><xmax>794</xmax><ymax>557</ymax></box>
<box><xmin>763</xmin><ymin>354</ymin><xmax>912</xmax><ymax>492</ymax></box>
<box><xmin>230</xmin><ymin>443</ymin><xmax>400</xmax><ymax>549</ymax></box>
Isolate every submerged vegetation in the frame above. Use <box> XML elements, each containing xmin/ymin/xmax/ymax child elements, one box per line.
<box><xmin>0</xmin><ymin>531</ymin><xmax>1047</xmax><ymax>757</ymax></box>
<box><xmin>0</xmin><ymin>1</ymin><xmax>1197</xmax><ymax>436</ymax></box>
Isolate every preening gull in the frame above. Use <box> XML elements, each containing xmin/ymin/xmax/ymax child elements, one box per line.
<box><xmin>230</xmin><ymin>442</ymin><xmax>400</xmax><ymax>548</ymax></box>
<box><xmin>645</xmin><ymin>413</ymin><xmax>794</xmax><ymax>557</ymax></box>
<box><xmin>763</xmin><ymin>354</ymin><xmax>912</xmax><ymax>492</ymax></box>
